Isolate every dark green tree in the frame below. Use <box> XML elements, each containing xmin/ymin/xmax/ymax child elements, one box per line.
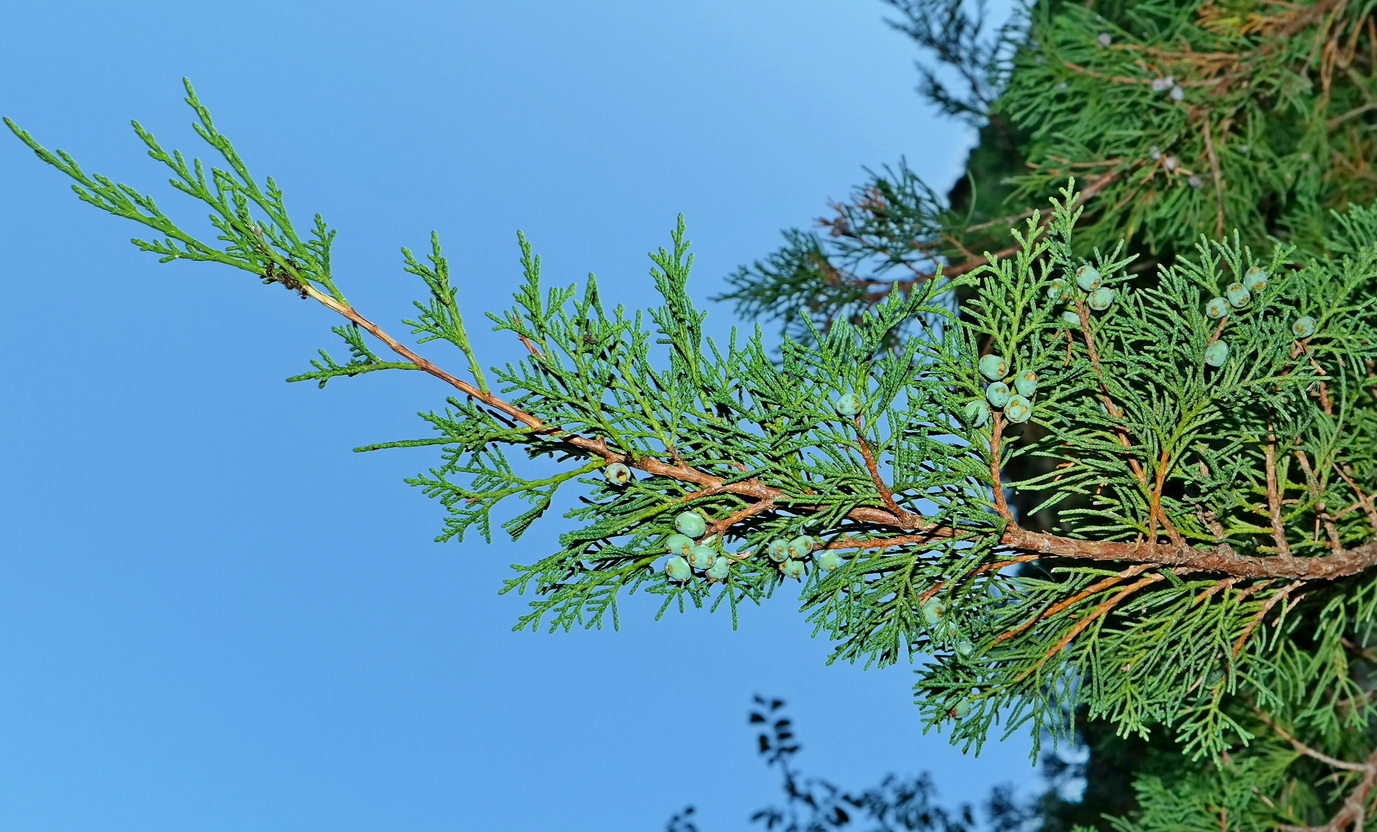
<box><xmin>10</xmin><ymin>1</ymin><xmax>1377</xmax><ymax>829</ymax></box>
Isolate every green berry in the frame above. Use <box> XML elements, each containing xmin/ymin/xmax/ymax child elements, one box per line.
<box><xmin>1292</xmin><ymin>315</ymin><xmax>1316</xmax><ymax>338</ymax></box>
<box><xmin>674</xmin><ymin>511</ymin><xmax>707</xmax><ymax>539</ymax></box>
<box><xmin>978</xmin><ymin>353</ymin><xmax>1009</xmax><ymax>381</ymax></box>
<box><xmin>1046</xmin><ymin>279</ymin><xmax>1069</xmax><ymax>302</ymax></box>
<box><xmin>922</xmin><ymin>597</ymin><xmax>945</xmax><ymax>625</ymax></box>
<box><xmin>833</xmin><ymin>392</ymin><xmax>863</xmax><ymax>417</ymax></box>
<box><xmin>1004</xmin><ymin>395</ymin><xmax>1033</xmax><ymax>423</ymax></box>
<box><xmin>952</xmin><ymin>699</ymin><xmax>971</xmax><ymax>718</ymax></box>
<box><xmin>787</xmin><ymin>535</ymin><xmax>816</xmax><ymax>559</ymax></box>
<box><xmin>1013</xmin><ymin>371</ymin><xmax>1038</xmax><ymax>398</ymax></box>
<box><xmin>1244</xmin><ymin>266</ymin><xmax>1268</xmax><ymax>292</ymax></box>
<box><xmin>963</xmin><ymin>400</ymin><xmax>991</xmax><ymax>428</ymax></box>
<box><xmin>603</xmin><ymin>462</ymin><xmax>632</xmax><ymax>485</ymax></box>
<box><xmin>706</xmin><ymin>556</ymin><xmax>731</xmax><ymax>581</ymax></box>
<box><xmin>664</xmin><ymin>533</ymin><xmax>695</xmax><ymax>557</ymax></box>
<box><xmin>1205</xmin><ymin>297</ymin><xmax>1229</xmax><ymax>319</ymax></box>
<box><xmin>816</xmin><ymin>551</ymin><xmax>842</xmax><ymax>571</ymax></box>
<box><xmin>1225</xmin><ymin>282</ymin><xmax>1251</xmax><ymax>308</ymax></box>
<box><xmin>985</xmin><ymin>382</ymin><xmax>1011</xmax><ymax>409</ymax></box>
<box><xmin>767</xmin><ymin>539</ymin><xmax>790</xmax><ymax>563</ymax></box>
<box><xmin>1061</xmin><ymin>309</ymin><xmax>1083</xmax><ymax>327</ymax></box>
<box><xmin>1204</xmin><ymin>340</ymin><xmax>1229</xmax><ymax>367</ymax></box>
<box><xmin>780</xmin><ymin>559</ymin><xmax>805</xmax><ymax>580</ymax></box>
<box><xmin>687</xmin><ymin>545</ymin><xmax>717</xmax><ymax>570</ymax></box>
<box><xmin>665</xmin><ymin>556</ymin><xmax>692</xmax><ymax>582</ymax></box>
<box><xmin>1075</xmin><ymin>264</ymin><xmax>1103</xmax><ymax>292</ymax></box>
<box><xmin>1088</xmin><ymin>286</ymin><xmax>1115</xmax><ymax>311</ymax></box>
<box><xmin>956</xmin><ymin>639</ymin><xmax>974</xmax><ymax>658</ymax></box>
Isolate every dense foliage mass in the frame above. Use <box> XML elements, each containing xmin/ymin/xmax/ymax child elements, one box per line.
<box><xmin>10</xmin><ymin>0</ymin><xmax>1377</xmax><ymax>828</ymax></box>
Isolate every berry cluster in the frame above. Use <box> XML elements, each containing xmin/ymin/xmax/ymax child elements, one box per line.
<box><xmin>923</xmin><ymin>596</ymin><xmax>977</xmax><ymax>668</ymax></box>
<box><xmin>1150</xmin><ymin>75</ymin><xmax>1184</xmax><ymax>101</ymax></box>
<box><xmin>967</xmin><ymin>261</ymin><xmax>1124</xmax><ymax>430</ymax></box>
<box><xmin>663</xmin><ymin>511</ymin><xmax>732</xmax><ymax>583</ymax></box>
<box><xmin>1052</xmin><ymin>263</ymin><xmax>1117</xmax><ymax>328</ymax></box>
<box><xmin>763</xmin><ymin>532</ymin><xmax>843</xmax><ymax>580</ymax></box>
<box><xmin>971</xmin><ymin>351</ymin><xmax>1036</xmax><ymax>425</ymax></box>
<box><xmin>1198</xmin><ymin>266</ymin><xmax>1317</xmax><ymax>369</ymax></box>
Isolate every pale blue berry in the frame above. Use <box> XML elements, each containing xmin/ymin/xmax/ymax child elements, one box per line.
<box><xmin>1244</xmin><ymin>266</ymin><xmax>1268</xmax><ymax>292</ymax></box>
<box><xmin>706</xmin><ymin>556</ymin><xmax>731</xmax><ymax>581</ymax></box>
<box><xmin>665</xmin><ymin>556</ymin><xmax>692</xmax><ymax>582</ymax></box>
<box><xmin>1204</xmin><ymin>340</ymin><xmax>1229</xmax><ymax>367</ymax></box>
<box><xmin>833</xmin><ymin>393</ymin><xmax>863</xmax><ymax>417</ymax></box>
<box><xmin>603</xmin><ymin>462</ymin><xmax>632</xmax><ymax>485</ymax></box>
<box><xmin>787</xmin><ymin>535</ymin><xmax>816</xmax><ymax>560</ymax></box>
<box><xmin>1292</xmin><ymin>315</ymin><xmax>1316</xmax><ymax>338</ymax></box>
<box><xmin>1075</xmin><ymin>264</ymin><xmax>1103</xmax><ymax>292</ymax></box>
<box><xmin>1225</xmin><ymin>282</ymin><xmax>1251</xmax><ymax>308</ymax></box>
<box><xmin>956</xmin><ymin>639</ymin><xmax>974</xmax><ymax>658</ymax></box>
<box><xmin>1061</xmin><ymin>309</ymin><xmax>1083</xmax><ymax>326</ymax></box>
<box><xmin>780</xmin><ymin>559</ymin><xmax>805</xmax><ymax>580</ymax></box>
<box><xmin>985</xmin><ymin>381</ymin><xmax>1011</xmax><ymax>409</ymax></box>
<box><xmin>963</xmin><ymin>400</ymin><xmax>991</xmax><ymax>428</ymax></box>
<box><xmin>1205</xmin><ymin>297</ymin><xmax>1229</xmax><ymax>319</ymax></box>
<box><xmin>675</xmin><ymin>511</ymin><xmax>707</xmax><ymax>539</ymax></box>
<box><xmin>1005</xmin><ymin>395</ymin><xmax>1033</xmax><ymax>424</ymax></box>
<box><xmin>978</xmin><ymin>353</ymin><xmax>1009</xmax><ymax>381</ymax></box>
<box><xmin>664</xmin><ymin>533</ymin><xmax>695</xmax><ymax>557</ymax></box>
<box><xmin>687</xmin><ymin>545</ymin><xmax>717</xmax><ymax>570</ymax></box>
<box><xmin>1046</xmin><ymin>279</ymin><xmax>1069</xmax><ymax>302</ymax></box>
<box><xmin>952</xmin><ymin>699</ymin><xmax>971</xmax><ymax>718</ymax></box>
<box><xmin>922</xmin><ymin>597</ymin><xmax>945</xmax><ymax>625</ymax></box>
<box><xmin>1088</xmin><ymin>286</ymin><xmax>1115</xmax><ymax>311</ymax></box>
<box><xmin>1014</xmin><ymin>371</ymin><xmax>1038</xmax><ymax>398</ymax></box>
<box><xmin>816</xmin><ymin>551</ymin><xmax>842</xmax><ymax>572</ymax></box>
<box><xmin>767</xmin><ymin>539</ymin><xmax>790</xmax><ymax>563</ymax></box>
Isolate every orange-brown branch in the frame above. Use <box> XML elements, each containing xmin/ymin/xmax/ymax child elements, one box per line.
<box><xmin>302</xmin><ymin>284</ymin><xmax>1377</xmax><ymax>583</ymax></box>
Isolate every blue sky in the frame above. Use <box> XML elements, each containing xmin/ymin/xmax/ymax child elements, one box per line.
<box><xmin>1</xmin><ymin>1</ymin><xmax>1046</xmax><ymax>829</ymax></box>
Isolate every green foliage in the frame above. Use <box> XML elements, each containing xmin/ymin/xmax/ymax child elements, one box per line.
<box><xmin>1002</xmin><ymin>0</ymin><xmax>1377</xmax><ymax>258</ymax></box>
<box><xmin>714</xmin><ymin>160</ymin><xmax>954</xmax><ymax>353</ymax></box>
<box><xmin>5</xmin><ymin>79</ymin><xmax>343</xmax><ymax>302</ymax></box>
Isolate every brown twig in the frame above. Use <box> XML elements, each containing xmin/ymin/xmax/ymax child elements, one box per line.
<box><xmin>1268</xmin><ymin>724</ymin><xmax>1377</xmax><ymax>832</ymax></box>
<box><xmin>1266</xmin><ymin>428</ymin><xmax>1296</xmax><ymax>559</ymax></box>
<box><xmin>1013</xmin><ymin>572</ymin><xmax>1169</xmax><ymax>684</ymax></box>
<box><xmin>991</xmin><ymin>563</ymin><xmax>1158</xmax><ymax>646</ymax></box>
<box><xmin>1076</xmin><ymin>293</ymin><xmax>1185</xmax><ymax>547</ymax></box>
<box><xmin>1255</xmin><ymin>707</ymin><xmax>1370</xmax><ymax>773</ymax></box>
<box><xmin>854</xmin><ymin>419</ymin><xmax>904</xmax><ymax>517</ymax></box>
<box><xmin>1336</xmin><ymin>464</ymin><xmax>1377</xmax><ymax>531</ymax></box>
<box><xmin>989</xmin><ymin>413</ymin><xmax>1015</xmax><ymax>522</ymax></box>
<box><xmin>1192</xmin><ymin>576</ymin><xmax>1243</xmax><ymax>606</ymax></box>
<box><xmin>1233</xmin><ymin>580</ymin><xmax>1303</xmax><ymax>659</ymax></box>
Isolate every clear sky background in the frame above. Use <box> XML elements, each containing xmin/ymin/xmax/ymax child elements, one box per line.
<box><xmin>1</xmin><ymin>1</ymin><xmax>1046</xmax><ymax>830</ymax></box>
